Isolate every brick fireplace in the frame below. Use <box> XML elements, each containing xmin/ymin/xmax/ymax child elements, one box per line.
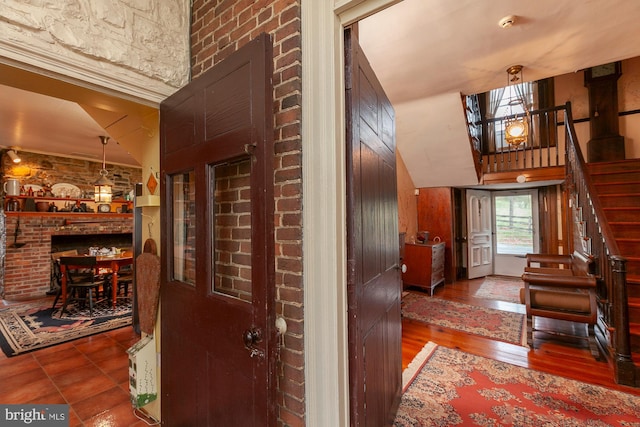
<box><xmin>3</xmin><ymin>213</ymin><xmax>133</xmax><ymax>300</ymax></box>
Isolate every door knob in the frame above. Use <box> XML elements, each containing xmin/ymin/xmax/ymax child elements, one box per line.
<box><xmin>243</xmin><ymin>328</ymin><xmax>262</xmax><ymax>348</ymax></box>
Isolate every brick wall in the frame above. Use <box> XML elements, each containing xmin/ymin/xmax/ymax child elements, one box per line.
<box><xmin>191</xmin><ymin>1</ymin><xmax>304</xmax><ymax>425</ymax></box>
<box><xmin>3</xmin><ymin>213</ymin><xmax>133</xmax><ymax>300</ymax></box>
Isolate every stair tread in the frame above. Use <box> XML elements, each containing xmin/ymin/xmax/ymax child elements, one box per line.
<box><xmin>603</xmin><ymin>207</ymin><xmax>640</xmax><ymax>210</ymax></box>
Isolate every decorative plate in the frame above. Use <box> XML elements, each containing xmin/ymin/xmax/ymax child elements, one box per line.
<box><xmin>51</xmin><ymin>183</ymin><xmax>82</xmax><ymax>198</ymax></box>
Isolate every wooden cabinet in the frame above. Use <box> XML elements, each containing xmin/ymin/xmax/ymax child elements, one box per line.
<box><xmin>402</xmin><ymin>242</ymin><xmax>445</xmax><ymax>295</ymax></box>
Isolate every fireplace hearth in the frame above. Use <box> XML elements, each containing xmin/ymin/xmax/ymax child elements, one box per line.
<box><xmin>51</xmin><ymin>233</ymin><xmax>132</xmax><ymax>254</ymax></box>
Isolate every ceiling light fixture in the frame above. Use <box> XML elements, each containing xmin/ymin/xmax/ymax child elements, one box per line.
<box><xmin>94</xmin><ymin>135</ymin><xmax>113</xmax><ymax>206</ymax></box>
<box><xmin>6</xmin><ymin>148</ymin><xmax>21</xmax><ymax>163</ymax></box>
<box><xmin>504</xmin><ymin>65</ymin><xmax>529</xmax><ymax>146</ymax></box>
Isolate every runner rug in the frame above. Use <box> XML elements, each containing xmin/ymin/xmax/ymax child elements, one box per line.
<box><xmin>395</xmin><ymin>343</ymin><xmax>640</xmax><ymax>426</ymax></box>
<box><xmin>0</xmin><ymin>299</ymin><xmax>132</xmax><ymax>357</ymax></box>
<box><xmin>402</xmin><ymin>292</ymin><xmax>526</xmax><ymax>346</ymax></box>
<box><xmin>473</xmin><ymin>275</ymin><xmax>523</xmax><ymax>304</ymax></box>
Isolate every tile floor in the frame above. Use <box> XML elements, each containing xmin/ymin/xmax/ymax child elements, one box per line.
<box><xmin>0</xmin><ymin>309</ymin><xmax>157</xmax><ymax>426</ymax></box>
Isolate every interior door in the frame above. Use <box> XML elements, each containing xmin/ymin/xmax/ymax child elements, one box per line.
<box><xmin>467</xmin><ymin>189</ymin><xmax>493</xmax><ymax>279</ymax></box>
<box><xmin>345</xmin><ymin>27</ymin><xmax>402</xmax><ymax>426</ymax></box>
<box><xmin>159</xmin><ymin>34</ymin><xmax>276</xmax><ymax>426</ymax></box>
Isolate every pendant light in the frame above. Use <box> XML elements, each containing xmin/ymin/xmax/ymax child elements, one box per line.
<box><xmin>504</xmin><ymin>65</ymin><xmax>529</xmax><ymax>146</ymax></box>
<box><xmin>94</xmin><ymin>135</ymin><xmax>113</xmax><ymax>205</ymax></box>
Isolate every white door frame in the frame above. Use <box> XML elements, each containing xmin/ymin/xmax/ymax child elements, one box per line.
<box><xmin>302</xmin><ymin>1</ymin><xmax>399</xmax><ymax>426</ymax></box>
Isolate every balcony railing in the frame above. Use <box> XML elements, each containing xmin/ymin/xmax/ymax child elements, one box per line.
<box><xmin>481</xmin><ymin>105</ymin><xmax>566</xmax><ymax>173</ymax></box>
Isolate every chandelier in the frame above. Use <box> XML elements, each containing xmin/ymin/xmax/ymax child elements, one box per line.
<box><xmin>504</xmin><ymin>65</ymin><xmax>529</xmax><ymax>146</ymax></box>
<box><xmin>94</xmin><ymin>135</ymin><xmax>113</xmax><ymax>205</ymax></box>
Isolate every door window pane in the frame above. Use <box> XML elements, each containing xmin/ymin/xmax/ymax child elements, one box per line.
<box><xmin>211</xmin><ymin>158</ymin><xmax>252</xmax><ymax>301</ymax></box>
<box><xmin>171</xmin><ymin>171</ymin><xmax>196</xmax><ymax>285</ymax></box>
<box><xmin>494</xmin><ymin>194</ymin><xmax>533</xmax><ymax>255</ymax></box>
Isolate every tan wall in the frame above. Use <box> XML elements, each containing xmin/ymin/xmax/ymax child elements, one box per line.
<box><xmin>190</xmin><ymin>2</ymin><xmax>304</xmax><ymax>424</ymax></box>
<box><xmin>396</xmin><ymin>151</ymin><xmax>418</xmax><ymax>241</ymax></box>
<box><xmin>554</xmin><ymin>57</ymin><xmax>640</xmax><ymax>159</ymax></box>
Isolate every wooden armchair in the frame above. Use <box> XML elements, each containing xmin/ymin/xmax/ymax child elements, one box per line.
<box><xmin>520</xmin><ymin>252</ymin><xmax>600</xmax><ymax>359</ymax></box>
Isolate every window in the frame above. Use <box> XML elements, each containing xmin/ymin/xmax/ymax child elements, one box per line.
<box><xmin>494</xmin><ymin>193</ymin><xmax>534</xmax><ymax>255</ymax></box>
<box><xmin>486</xmin><ymin>81</ymin><xmax>537</xmax><ymax>152</ymax></box>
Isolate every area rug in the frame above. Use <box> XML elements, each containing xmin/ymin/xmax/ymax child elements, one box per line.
<box><xmin>473</xmin><ymin>275</ymin><xmax>523</xmax><ymax>304</ymax></box>
<box><xmin>0</xmin><ymin>299</ymin><xmax>132</xmax><ymax>357</ymax></box>
<box><xmin>395</xmin><ymin>343</ymin><xmax>640</xmax><ymax>426</ymax></box>
<box><xmin>402</xmin><ymin>292</ymin><xmax>526</xmax><ymax>346</ymax></box>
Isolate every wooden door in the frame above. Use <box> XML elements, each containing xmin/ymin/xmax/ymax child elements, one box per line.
<box><xmin>345</xmin><ymin>27</ymin><xmax>402</xmax><ymax>426</ymax></box>
<box><xmin>159</xmin><ymin>34</ymin><xmax>276</xmax><ymax>426</ymax></box>
<box><xmin>467</xmin><ymin>189</ymin><xmax>493</xmax><ymax>279</ymax></box>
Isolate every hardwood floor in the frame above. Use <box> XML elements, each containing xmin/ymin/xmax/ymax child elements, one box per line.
<box><xmin>2</xmin><ymin>276</ymin><xmax>638</xmax><ymax>426</ymax></box>
<box><xmin>402</xmin><ymin>276</ymin><xmax>640</xmax><ymax>396</ymax></box>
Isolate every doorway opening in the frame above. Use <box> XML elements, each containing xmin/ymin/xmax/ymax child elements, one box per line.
<box><xmin>492</xmin><ymin>189</ymin><xmax>539</xmax><ymax>276</ymax></box>
<box><xmin>465</xmin><ymin>188</ymin><xmax>539</xmax><ymax>278</ymax></box>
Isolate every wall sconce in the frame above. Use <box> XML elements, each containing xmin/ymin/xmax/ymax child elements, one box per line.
<box><xmin>516</xmin><ymin>174</ymin><xmax>527</xmax><ymax>183</ymax></box>
<box><xmin>94</xmin><ymin>136</ymin><xmax>113</xmax><ymax>205</ymax></box>
<box><xmin>504</xmin><ymin>65</ymin><xmax>529</xmax><ymax>146</ymax></box>
<box><xmin>7</xmin><ymin>149</ymin><xmax>21</xmax><ymax>163</ymax></box>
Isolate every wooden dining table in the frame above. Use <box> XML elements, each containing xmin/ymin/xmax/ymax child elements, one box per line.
<box><xmin>60</xmin><ymin>254</ymin><xmax>133</xmax><ymax>309</ymax></box>
<box><xmin>96</xmin><ymin>254</ymin><xmax>134</xmax><ymax>307</ymax></box>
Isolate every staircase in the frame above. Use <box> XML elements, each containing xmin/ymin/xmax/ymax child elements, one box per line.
<box><xmin>588</xmin><ymin>159</ymin><xmax>640</xmax><ymax>366</ymax></box>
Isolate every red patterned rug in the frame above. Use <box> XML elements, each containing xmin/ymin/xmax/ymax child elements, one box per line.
<box><xmin>395</xmin><ymin>343</ymin><xmax>640</xmax><ymax>426</ymax></box>
<box><xmin>402</xmin><ymin>292</ymin><xmax>526</xmax><ymax>346</ymax></box>
<box><xmin>473</xmin><ymin>275</ymin><xmax>523</xmax><ymax>304</ymax></box>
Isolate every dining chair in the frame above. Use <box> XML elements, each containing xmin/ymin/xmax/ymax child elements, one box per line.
<box><xmin>59</xmin><ymin>256</ymin><xmax>101</xmax><ymax>317</ymax></box>
<box><xmin>102</xmin><ymin>250</ymin><xmax>134</xmax><ymax>301</ymax></box>
<box><xmin>50</xmin><ymin>249</ymin><xmax>79</xmax><ymax>309</ymax></box>
<box><xmin>116</xmin><ymin>250</ymin><xmax>135</xmax><ymax>298</ymax></box>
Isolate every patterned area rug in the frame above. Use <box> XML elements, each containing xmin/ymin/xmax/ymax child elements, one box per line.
<box><xmin>473</xmin><ymin>276</ymin><xmax>523</xmax><ymax>304</ymax></box>
<box><xmin>395</xmin><ymin>343</ymin><xmax>640</xmax><ymax>426</ymax></box>
<box><xmin>0</xmin><ymin>299</ymin><xmax>132</xmax><ymax>357</ymax></box>
<box><xmin>402</xmin><ymin>292</ymin><xmax>526</xmax><ymax>346</ymax></box>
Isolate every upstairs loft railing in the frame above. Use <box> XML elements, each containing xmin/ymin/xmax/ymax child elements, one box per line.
<box><xmin>481</xmin><ymin>105</ymin><xmax>566</xmax><ymax>173</ymax></box>
<box><xmin>563</xmin><ymin>103</ymin><xmax>634</xmax><ymax>386</ymax></box>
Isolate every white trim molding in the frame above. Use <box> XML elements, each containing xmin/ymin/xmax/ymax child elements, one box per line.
<box><xmin>302</xmin><ymin>0</ymin><xmax>397</xmax><ymax>426</ymax></box>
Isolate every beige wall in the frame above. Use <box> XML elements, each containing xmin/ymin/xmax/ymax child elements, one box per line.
<box><xmin>396</xmin><ymin>151</ymin><xmax>418</xmax><ymax>241</ymax></box>
<box><xmin>554</xmin><ymin>57</ymin><xmax>640</xmax><ymax>159</ymax></box>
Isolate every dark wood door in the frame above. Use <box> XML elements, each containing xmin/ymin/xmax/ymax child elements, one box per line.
<box><xmin>159</xmin><ymin>34</ymin><xmax>276</xmax><ymax>426</ymax></box>
<box><xmin>345</xmin><ymin>27</ymin><xmax>402</xmax><ymax>426</ymax></box>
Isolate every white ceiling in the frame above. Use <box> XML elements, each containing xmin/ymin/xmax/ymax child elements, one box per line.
<box><xmin>358</xmin><ymin>0</ymin><xmax>640</xmax><ymax>187</ymax></box>
<box><xmin>2</xmin><ymin>0</ymin><xmax>640</xmax><ymax>176</ymax></box>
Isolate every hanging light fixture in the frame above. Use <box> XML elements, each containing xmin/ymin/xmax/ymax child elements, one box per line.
<box><xmin>504</xmin><ymin>65</ymin><xmax>529</xmax><ymax>146</ymax></box>
<box><xmin>94</xmin><ymin>136</ymin><xmax>113</xmax><ymax>206</ymax></box>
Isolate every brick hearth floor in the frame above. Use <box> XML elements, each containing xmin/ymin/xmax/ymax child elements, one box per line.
<box><xmin>0</xmin><ymin>299</ymin><xmax>157</xmax><ymax>427</ymax></box>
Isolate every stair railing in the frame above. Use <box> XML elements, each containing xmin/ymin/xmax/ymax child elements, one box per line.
<box><xmin>563</xmin><ymin>102</ymin><xmax>635</xmax><ymax>386</ymax></box>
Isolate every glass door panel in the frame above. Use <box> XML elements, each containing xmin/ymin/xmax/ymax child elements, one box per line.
<box><xmin>170</xmin><ymin>170</ymin><xmax>196</xmax><ymax>285</ymax></box>
<box><xmin>210</xmin><ymin>158</ymin><xmax>252</xmax><ymax>301</ymax></box>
